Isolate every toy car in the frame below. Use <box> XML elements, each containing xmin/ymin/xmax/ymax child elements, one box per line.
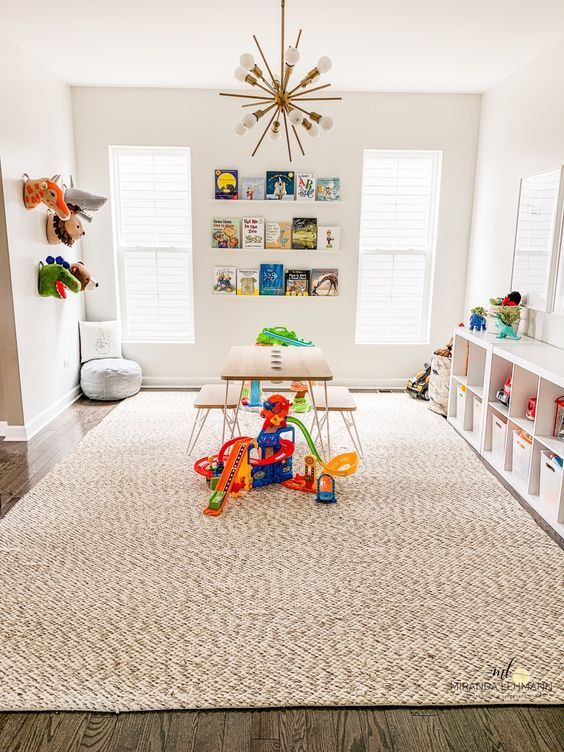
<box><xmin>496</xmin><ymin>375</ymin><xmax>512</xmax><ymax>407</ymax></box>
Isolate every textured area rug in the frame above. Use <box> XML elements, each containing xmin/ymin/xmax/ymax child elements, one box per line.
<box><xmin>0</xmin><ymin>392</ymin><xmax>562</xmax><ymax>711</ymax></box>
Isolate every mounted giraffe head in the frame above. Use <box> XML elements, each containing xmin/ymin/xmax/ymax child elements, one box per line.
<box><xmin>23</xmin><ymin>174</ymin><xmax>71</xmax><ymax>220</ymax></box>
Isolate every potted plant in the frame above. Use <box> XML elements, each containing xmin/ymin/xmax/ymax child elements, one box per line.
<box><xmin>487</xmin><ymin>291</ymin><xmax>521</xmax><ymax>334</ymax></box>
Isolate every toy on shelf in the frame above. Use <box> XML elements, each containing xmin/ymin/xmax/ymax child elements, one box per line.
<box><xmin>38</xmin><ymin>256</ymin><xmax>81</xmax><ymax>299</ymax></box>
<box><xmin>526</xmin><ymin>397</ymin><xmax>537</xmax><ymax>420</ymax></box>
<box><xmin>194</xmin><ymin>395</ymin><xmax>358</xmax><ymax>516</ymax></box>
<box><xmin>554</xmin><ymin>396</ymin><xmax>564</xmax><ymax>439</ymax></box>
<box><xmin>489</xmin><ymin>291</ymin><xmax>522</xmax><ymax>339</ymax></box>
<box><xmin>23</xmin><ymin>174</ymin><xmax>70</xmax><ymax>220</ymax></box>
<box><xmin>290</xmin><ymin>381</ymin><xmax>309</xmax><ymax>413</ymax></box>
<box><xmin>316</xmin><ymin>473</ymin><xmax>336</xmax><ymax>504</ymax></box>
<box><xmin>256</xmin><ymin>326</ymin><xmax>314</xmax><ymax>347</ymax></box>
<box><xmin>469</xmin><ymin>306</ymin><xmax>487</xmax><ymax>331</ymax></box>
<box><xmin>496</xmin><ymin>375</ymin><xmax>512</xmax><ymax>407</ymax></box>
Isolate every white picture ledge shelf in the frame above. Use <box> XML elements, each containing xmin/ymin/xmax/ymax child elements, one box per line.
<box><xmin>447</xmin><ymin>327</ymin><xmax>564</xmax><ymax>538</ymax></box>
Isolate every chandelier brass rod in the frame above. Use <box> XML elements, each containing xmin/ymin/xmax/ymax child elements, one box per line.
<box><xmin>241</xmin><ymin>100</ymin><xmax>275</xmax><ymax>107</ymax></box>
<box><xmin>252</xmin><ymin>107</ymin><xmax>280</xmax><ymax>157</ymax></box>
<box><xmin>281</xmin><ymin>0</ymin><xmax>285</xmax><ymax>92</ymax></box>
<box><xmin>295</xmin><ymin>29</ymin><xmax>302</xmax><ymax>48</ymax></box>
<box><xmin>282</xmin><ymin>107</ymin><xmax>292</xmax><ymax>162</ymax></box>
<box><xmin>219</xmin><ymin>93</ymin><xmax>273</xmax><ymax>100</ymax></box>
<box><xmin>287</xmin><ymin>102</ymin><xmax>311</xmax><ymax>118</ymax></box>
<box><xmin>253</xmin><ymin>35</ymin><xmax>277</xmax><ymax>86</ymax></box>
<box><xmin>291</xmin><ymin>124</ymin><xmax>305</xmax><ymax>156</ymax></box>
<box><xmin>255</xmin><ymin>80</ymin><xmax>278</xmax><ymax>96</ymax></box>
<box><xmin>289</xmin><ymin>83</ymin><xmax>332</xmax><ymax>98</ymax></box>
<box><xmin>291</xmin><ymin>97</ymin><xmax>342</xmax><ymax>101</ymax></box>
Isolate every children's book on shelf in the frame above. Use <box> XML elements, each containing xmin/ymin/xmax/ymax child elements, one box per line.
<box><xmin>237</xmin><ymin>268</ymin><xmax>259</xmax><ymax>296</ymax></box>
<box><xmin>316</xmin><ymin>177</ymin><xmax>340</xmax><ymax>202</ymax></box>
<box><xmin>242</xmin><ymin>217</ymin><xmax>265</xmax><ymax>249</ymax></box>
<box><xmin>240</xmin><ymin>176</ymin><xmax>265</xmax><ymax>201</ymax></box>
<box><xmin>311</xmin><ymin>268</ymin><xmax>339</xmax><ymax>296</ymax></box>
<box><xmin>266</xmin><ymin>171</ymin><xmax>295</xmax><ymax>200</ymax></box>
<box><xmin>296</xmin><ymin>173</ymin><xmax>316</xmax><ymax>201</ymax></box>
<box><xmin>285</xmin><ymin>269</ymin><xmax>310</xmax><ymax>296</ymax></box>
<box><xmin>212</xmin><ymin>218</ymin><xmax>240</xmax><ymax>248</ymax></box>
<box><xmin>318</xmin><ymin>225</ymin><xmax>340</xmax><ymax>251</ymax></box>
<box><xmin>265</xmin><ymin>221</ymin><xmax>292</xmax><ymax>249</ymax></box>
<box><xmin>215</xmin><ymin>169</ymin><xmax>238</xmax><ymax>200</ymax></box>
<box><xmin>259</xmin><ymin>263</ymin><xmax>285</xmax><ymax>295</ymax></box>
<box><xmin>213</xmin><ymin>266</ymin><xmax>236</xmax><ymax>294</ymax></box>
<box><xmin>292</xmin><ymin>217</ymin><xmax>317</xmax><ymax>249</ymax></box>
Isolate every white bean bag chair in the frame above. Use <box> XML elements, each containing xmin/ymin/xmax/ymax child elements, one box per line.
<box><xmin>81</xmin><ymin>358</ymin><xmax>142</xmax><ymax>401</ymax></box>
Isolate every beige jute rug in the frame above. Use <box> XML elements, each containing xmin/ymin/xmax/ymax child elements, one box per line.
<box><xmin>0</xmin><ymin>392</ymin><xmax>562</xmax><ymax>711</ymax></box>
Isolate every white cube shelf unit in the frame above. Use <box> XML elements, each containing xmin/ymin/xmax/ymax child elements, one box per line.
<box><xmin>447</xmin><ymin>328</ymin><xmax>564</xmax><ymax>538</ymax></box>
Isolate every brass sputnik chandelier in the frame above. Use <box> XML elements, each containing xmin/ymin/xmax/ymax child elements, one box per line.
<box><xmin>220</xmin><ymin>0</ymin><xmax>341</xmax><ymax>161</ymax></box>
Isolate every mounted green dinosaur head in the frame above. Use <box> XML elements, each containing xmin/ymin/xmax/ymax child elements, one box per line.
<box><xmin>38</xmin><ymin>260</ymin><xmax>81</xmax><ymax>299</ymax></box>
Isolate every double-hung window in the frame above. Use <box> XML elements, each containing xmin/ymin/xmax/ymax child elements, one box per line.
<box><xmin>110</xmin><ymin>146</ymin><xmax>195</xmax><ymax>342</ymax></box>
<box><xmin>355</xmin><ymin>150</ymin><xmax>442</xmax><ymax>344</ymax></box>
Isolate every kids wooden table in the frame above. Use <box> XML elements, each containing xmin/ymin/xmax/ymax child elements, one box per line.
<box><xmin>220</xmin><ymin>345</ymin><xmax>334</xmax><ymax>457</ymax></box>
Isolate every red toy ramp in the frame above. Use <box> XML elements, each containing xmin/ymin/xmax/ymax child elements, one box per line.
<box><xmin>250</xmin><ymin>438</ymin><xmax>295</xmax><ymax>466</ymax></box>
<box><xmin>194</xmin><ymin>436</ymin><xmax>254</xmax><ymax>478</ymax></box>
<box><xmin>204</xmin><ymin>438</ymin><xmax>254</xmax><ymax>517</ymax></box>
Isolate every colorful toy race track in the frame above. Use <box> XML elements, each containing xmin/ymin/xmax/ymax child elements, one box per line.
<box><xmin>194</xmin><ymin>394</ymin><xmax>358</xmax><ymax>516</ymax></box>
<box><xmin>256</xmin><ymin>326</ymin><xmax>314</xmax><ymax>347</ymax></box>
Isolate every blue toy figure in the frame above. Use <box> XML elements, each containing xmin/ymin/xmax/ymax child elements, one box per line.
<box><xmin>469</xmin><ymin>312</ymin><xmax>486</xmax><ymax>331</ymax></box>
<box><xmin>316</xmin><ymin>473</ymin><xmax>336</xmax><ymax>504</ymax></box>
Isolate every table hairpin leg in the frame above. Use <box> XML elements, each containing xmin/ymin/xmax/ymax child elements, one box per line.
<box><xmin>323</xmin><ymin>381</ymin><xmax>331</xmax><ymax>458</ymax></box>
<box><xmin>229</xmin><ymin>381</ymin><xmax>245</xmax><ymax>439</ymax></box>
<box><xmin>221</xmin><ymin>380</ymin><xmax>229</xmax><ymax>446</ymax></box>
<box><xmin>308</xmin><ymin>380</ymin><xmax>326</xmax><ymax>459</ymax></box>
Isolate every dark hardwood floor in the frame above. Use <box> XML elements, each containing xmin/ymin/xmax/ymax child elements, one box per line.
<box><xmin>0</xmin><ymin>397</ymin><xmax>562</xmax><ymax>752</ymax></box>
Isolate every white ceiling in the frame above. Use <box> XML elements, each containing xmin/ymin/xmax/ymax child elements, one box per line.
<box><xmin>2</xmin><ymin>0</ymin><xmax>564</xmax><ymax>92</ymax></box>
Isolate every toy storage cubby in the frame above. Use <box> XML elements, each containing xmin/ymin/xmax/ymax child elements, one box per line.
<box><xmin>448</xmin><ymin>328</ymin><xmax>564</xmax><ymax>537</ymax></box>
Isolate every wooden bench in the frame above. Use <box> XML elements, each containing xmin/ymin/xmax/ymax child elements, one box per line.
<box><xmin>310</xmin><ymin>386</ymin><xmax>363</xmax><ymax>458</ymax></box>
<box><xmin>186</xmin><ymin>384</ymin><xmax>244</xmax><ymax>455</ymax></box>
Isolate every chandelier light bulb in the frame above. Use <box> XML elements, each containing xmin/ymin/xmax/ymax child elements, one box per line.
<box><xmin>317</xmin><ymin>56</ymin><xmax>332</xmax><ymax>74</ymax></box>
<box><xmin>242</xmin><ymin>112</ymin><xmax>257</xmax><ymax>129</ymax></box>
<box><xmin>285</xmin><ymin>46</ymin><xmax>300</xmax><ymax>66</ymax></box>
<box><xmin>234</xmin><ymin>66</ymin><xmax>248</xmax><ymax>82</ymax></box>
<box><xmin>319</xmin><ymin>115</ymin><xmax>334</xmax><ymax>131</ymax></box>
<box><xmin>234</xmin><ymin>122</ymin><xmax>247</xmax><ymax>136</ymax></box>
<box><xmin>289</xmin><ymin>109</ymin><xmax>304</xmax><ymax>126</ymax></box>
<box><xmin>239</xmin><ymin>53</ymin><xmax>255</xmax><ymax>70</ymax></box>
<box><xmin>269</xmin><ymin>128</ymin><xmax>282</xmax><ymax>141</ymax></box>
<box><xmin>307</xmin><ymin>123</ymin><xmax>320</xmax><ymax>138</ymax></box>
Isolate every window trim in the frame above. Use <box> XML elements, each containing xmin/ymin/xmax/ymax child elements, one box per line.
<box><xmin>109</xmin><ymin>145</ymin><xmax>195</xmax><ymax>344</ymax></box>
<box><xmin>355</xmin><ymin>149</ymin><xmax>442</xmax><ymax>345</ymax></box>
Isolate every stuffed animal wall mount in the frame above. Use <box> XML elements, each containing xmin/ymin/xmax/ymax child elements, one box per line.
<box><xmin>69</xmin><ymin>261</ymin><xmax>98</xmax><ymax>291</ymax></box>
<box><xmin>64</xmin><ymin>186</ymin><xmax>107</xmax><ymax>223</ymax></box>
<box><xmin>38</xmin><ymin>256</ymin><xmax>81</xmax><ymax>299</ymax></box>
<box><xmin>23</xmin><ymin>174</ymin><xmax>70</xmax><ymax>220</ymax></box>
<box><xmin>46</xmin><ymin>204</ymin><xmax>85</xmax><ymax>247</ymax></box>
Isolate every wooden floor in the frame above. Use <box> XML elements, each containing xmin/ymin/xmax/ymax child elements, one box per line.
<box><xmin>0</xmin><ymin>397</ymin><xmax>562</xmax><ymax>752</ymax></box>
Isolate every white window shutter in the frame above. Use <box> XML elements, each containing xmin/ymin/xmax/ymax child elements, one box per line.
<box><xmin>356</xmin><ymin>151</ymin><xmax>441</xmax><ymax>344</ymax></box>
<box><xmin>110</xmin><ymin>147</ymin><xmax>195</xmax><ymax>342</ymax></box>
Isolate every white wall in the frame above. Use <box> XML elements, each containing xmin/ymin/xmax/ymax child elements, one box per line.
<box><xmin>0</xmin><ymin>35</ymin><xmax>83</xmax><ymax>436</ymax></box>
<box><xmin>72</xmin><ymin>87</ymin><xmax>480</xmax><ymax>387</ymax></box>
<box><xmin>465</xmin><ymin>38</ymin><xmax>564</xmax><ymax>349</ymax></box>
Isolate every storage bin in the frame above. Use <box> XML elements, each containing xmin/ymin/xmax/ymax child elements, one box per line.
<box><xmin>472</xmin><ymin>397</ymin><xmax>482</xmax><ymax>439</ymax></box>
<box><xmin>539</xmin><ymin>451</ymin><xmax>563</xmax><ymax>514</ymax></box>
<box><xmin>491</xmin><ymin>413</ymin><xmax>507</xmax><ymax>468</ymax></box>
<box><xmin>456</xmin><ymin>384</ymin><xmax>467</xmax><ymax>424</ymax></box>
<box><xmin>512</xmin><ymin>429</ymin><xmax>533</xmax><ymax>487</ymax></box>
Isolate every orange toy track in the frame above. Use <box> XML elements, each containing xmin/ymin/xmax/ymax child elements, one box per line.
<box><xmin>203</xmin><ymin>437</ymin><xmax>254</xmax><ymax>517</ymax></box>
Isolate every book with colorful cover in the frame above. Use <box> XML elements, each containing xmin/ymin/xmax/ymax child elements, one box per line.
<box><xmin>292</xmin><ymin>217</ymin><xmax>317</xmax><ymax>249</ymax></box>
<box><xmin>240</xmin><ymin>176</ymin><xmax>265</xmax><ymax>201</ymax></box>
<box><xmin>311</xmin><ymin>268</ymin><xmax>339</xmax><ymax>296</ymax></box>
<box><xmin>317</xmin><ymin>225</ymin><xmax>340</xmax><ymax>251</ymax></box>
<box><xmin>237</xmin><ymin>268</ymin><xmax>259</xmax><ymax>296</ymax></box>
<box><xmin>315</xmin><ymin>177</ymin><xmax>340</xmax><ymax>201</ymax></box>
<box><xmin>242</xmin><ymin>217</ymin><xmax>265</xmax><ymax>249</ymax></box>
<box><xmin>296</xmin><ymin>173</ymin><xmax>315</xmax><ymax>201</ymax></box>
<box><xmin>215</xmin><ymin>169</ymin><xmax>238</xmax><ymax>200</ymax></box>
<box><xmin>266</xmin><ymin>171</ymin><xmax>295</xmax><ymax>200</ymax></box>
<box><xmin>212</xmin><ymin>218</ymin><xmax>240</xmax><ymax>248</ymax></box>
<box><xmin>265</xmin><ymin>221</ymin><xmax>292</xmax><ymax>249</ymax></box>
<box><xmin>213</xmin><ymin>266</ymin><xmax>236</xmax><ymax>294</ymax></box>
<box><xmin>259</xmin><ymin>263</ymin><xmax>285</xmax><ymax>295</ymax></box>
<box><xmin>285</xmin><ymin>269</ymin><xmax>310</xmax><ymax>296</ymax></box>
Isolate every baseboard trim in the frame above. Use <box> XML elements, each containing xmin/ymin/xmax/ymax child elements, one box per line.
<box><xmin>142</xmin><ymin>376</ymin><xmax>407</xmax><ymax>390</ymax></box>
<box><xmin>3</xmin><ymin>385</ymin><xmax>82</xmax><ymax>442</ymax></box>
